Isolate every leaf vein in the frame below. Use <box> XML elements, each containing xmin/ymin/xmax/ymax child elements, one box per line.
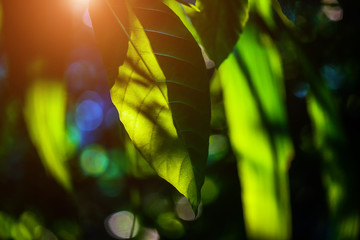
<box><xmin>168</xmin><ymin>100</ymin><xmax>197</xmax><ymax>111</ymax></box>
<box><xmin>156</xmin><ymin>80</ymin><xmax>203</xmax><ymax>92</ymax></box>
<box><xmin>133</xmin><ymin>6</ymin><xmax>178</xmax><ymax>20</ymax></box>
<box><xmin>129</xmin><ymin>27</ymin><xmax>189</xmax><ymax>41</ymax></box>
<box><xmin>153</xmin><ymin>52</ymin><xmax>195</xmax><ymax>67</ymax></box>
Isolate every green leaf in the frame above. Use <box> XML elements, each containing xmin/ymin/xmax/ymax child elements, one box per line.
<box><xmin>90</xmin><ymin>0</ymin><xmax>210</xmax><ymax>211</ymax></box>
<box><xmin>24</xmin><ymin>80</ymin><xmax>72</xmax><ymax>191</ymax></box>
<box><xmin>219</xmin><ymin>25</ymin><xmax>293</xmax><ymax>239</ymax></box>
<box><xmin>185</xmin><ymin>0</ymin><xmax>249</xmax><ymax>66</ymax></box>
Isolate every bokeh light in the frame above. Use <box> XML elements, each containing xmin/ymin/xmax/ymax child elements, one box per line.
<box><xmin>66</xmin><ymin>124</ymin><xmax>81</xmax><ymax>154</ymax></box>
<box><xmin>80</xmin><ymin>145</ymin><xmax>109</xmax><ymax>176</ymax></box>
<box><xmin>104</xmin><ymin>149</ymin><xmax>128</xmax><ymax>179</ymax></box>
<box><xmin>321</xmin><ymin>0</ymin><xmax>343</xmax><ymax>22</ymax></box>
<box><xmin>106</xmin><ymin>211</ymin><xmax>140</xmax><ymax>239</ymax></box>
<box><xmin>208</xmin><ymin>134</ymin><xmax>229</xmax><ymax>164</ymax></box>
<box><xmin>76</xmin><ymin>100</ymin><xmax>103</xmax><ymax>131</ymax></box>
<box><xmin>322</xmin><ymin>65</ymin><xmax>344</xmax><ymax>90</ymax></box>
<box><xmin>137</xmin><ymin>228</ymin><xmax>160</xmax><ymax>240</ymax></box>
<box><xmin>175</xmin><ymin>197</ymin><xmax>197</xmax><ymax>221</ymax></box>
<box><xmin>294</xmin><ymin>82</ymin><xmax>309</xmax><ymax>98</ymax></box>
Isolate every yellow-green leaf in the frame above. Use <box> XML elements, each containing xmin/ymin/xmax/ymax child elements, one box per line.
<box><xmin>219</xmin><ymin>25</ymin><xmax>293</xmax><ymax>239</ymax></box>
<box><xmin>90</xmin><ymin>0</ymin><xmax>210</xmax><ymax>211</ymax></box>
<box><xmin>24</xmin><ymin>80</ymin><xmax>72</xmax><ymax>191</ymax></box>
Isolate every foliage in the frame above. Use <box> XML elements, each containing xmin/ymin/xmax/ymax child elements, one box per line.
<box><xmin>90</xmin><ymin>0</ymin><xmax>210</xmax><ymax>211</ymax></box>
<box><xmin>219</xmin><ymin>24</ymin><xmax>293</xmax><ymax>239</ymax></box>
<box><xmin>0</xmin><ymin>0</ymin><xmax>359</xmax><ymax>239</ymax></box>
<box><xmin>24</xmin><ymin>80</ymin><xmax>73</xmax><ymax>191</ymax></box>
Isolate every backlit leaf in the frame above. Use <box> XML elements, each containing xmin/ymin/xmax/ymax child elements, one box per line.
<box><xmin>90</xmin><ymin>0</ymin><xmax>210</xmax><ymax>210</ymax></box>
<box><xmin>24</xmin><ymin>80</ymin><xmax>72</xmax><ymax>191</ymax></box>
<box><xmin>219</xmin><ymin>25</ymin><xmax>293</xmax><ymax>239</ymax></box>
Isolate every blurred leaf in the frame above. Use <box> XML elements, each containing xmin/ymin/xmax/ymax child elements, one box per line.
<box><xmin>250</xmin><ymin>0</ymin><xmax>274</xmax><ymax>27</ymax></box>
<box><xmin>11</xmin><ymin>222</ymin><xmax>32</xmax><ymax>240</ymax></box>
<box><xmin>90</xmin><ymin>0</ymin><xmax>210</xmax><ymax>211</ymax></box>
<box><xmin>24</xmin><ymin>80</ymin><xmax>72</xmax><ymax>191</ymax></box>
<box><xmin>219</xmin><ymin>25</ymin><xmax>293</xmax><ymax>239</ymax></box>
<box><xmin>185</xmin><ymin>0</ymin><xmax>249</xmax><ymax>66</ymax></box>
<box><xmin>307</xmin><ymin>88</ymin><xmax>359</xmax><ymax>239</ymax></box>
<box><xmin>0</xmin><ymin>211</ymin><xmax>16</xmax><ymax>239</ymax></box>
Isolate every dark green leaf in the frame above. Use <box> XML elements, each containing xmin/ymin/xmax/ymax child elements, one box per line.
<box><xmin>186</xmin><ymin>0</ymin><xmax>249</xmax><ymax>66</ymax></box>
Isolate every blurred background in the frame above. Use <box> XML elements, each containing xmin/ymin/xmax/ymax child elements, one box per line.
<box><xmin>0</xmin><ymin>0</ymin><xmax>359</xmax><ymax>239</ymax></box>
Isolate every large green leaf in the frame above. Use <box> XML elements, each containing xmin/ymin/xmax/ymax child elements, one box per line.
<box><xmin>219</xmin><ymin>25</ymin><xmax>293</xmax><ymax>239</ymax></box>
<box><xmin>90</xmin><ymin>0</ymin><xmax>210</xmax><ymax>210</ymax></box>
<box><xmin>184</xmin><ymin>0</ymin><xmax>249</xmax><ymax>66</ymax></box>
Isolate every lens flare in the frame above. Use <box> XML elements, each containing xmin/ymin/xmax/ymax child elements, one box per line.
<box><xmin>106</xmin><ymin>211</ymin><xmax>140</xmax><ymax>239</ymax></box>
<box><xmin>82</xmin><ymin>8</ymin><xmax>93</xmax><ymax>28</ymax></box>
<box><xmin>80</xmin><ymin>145</ymin><xmax>109</xmax><ymax>176</ymax></box>
<box><xmin>76</xmin><ymin>100</ymin><xmax>103</xmax><ymax>131</ymax></box>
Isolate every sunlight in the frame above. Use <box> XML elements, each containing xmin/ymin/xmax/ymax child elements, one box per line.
<box><xmin>72</xmin><ymin>0</ymin><xmax>89</xmax><ymax>8</ymax></box>
<box><xmin>69</xmin><ymin>0</ymin><xmax>89</xmax><ymax>13</ymax></box>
